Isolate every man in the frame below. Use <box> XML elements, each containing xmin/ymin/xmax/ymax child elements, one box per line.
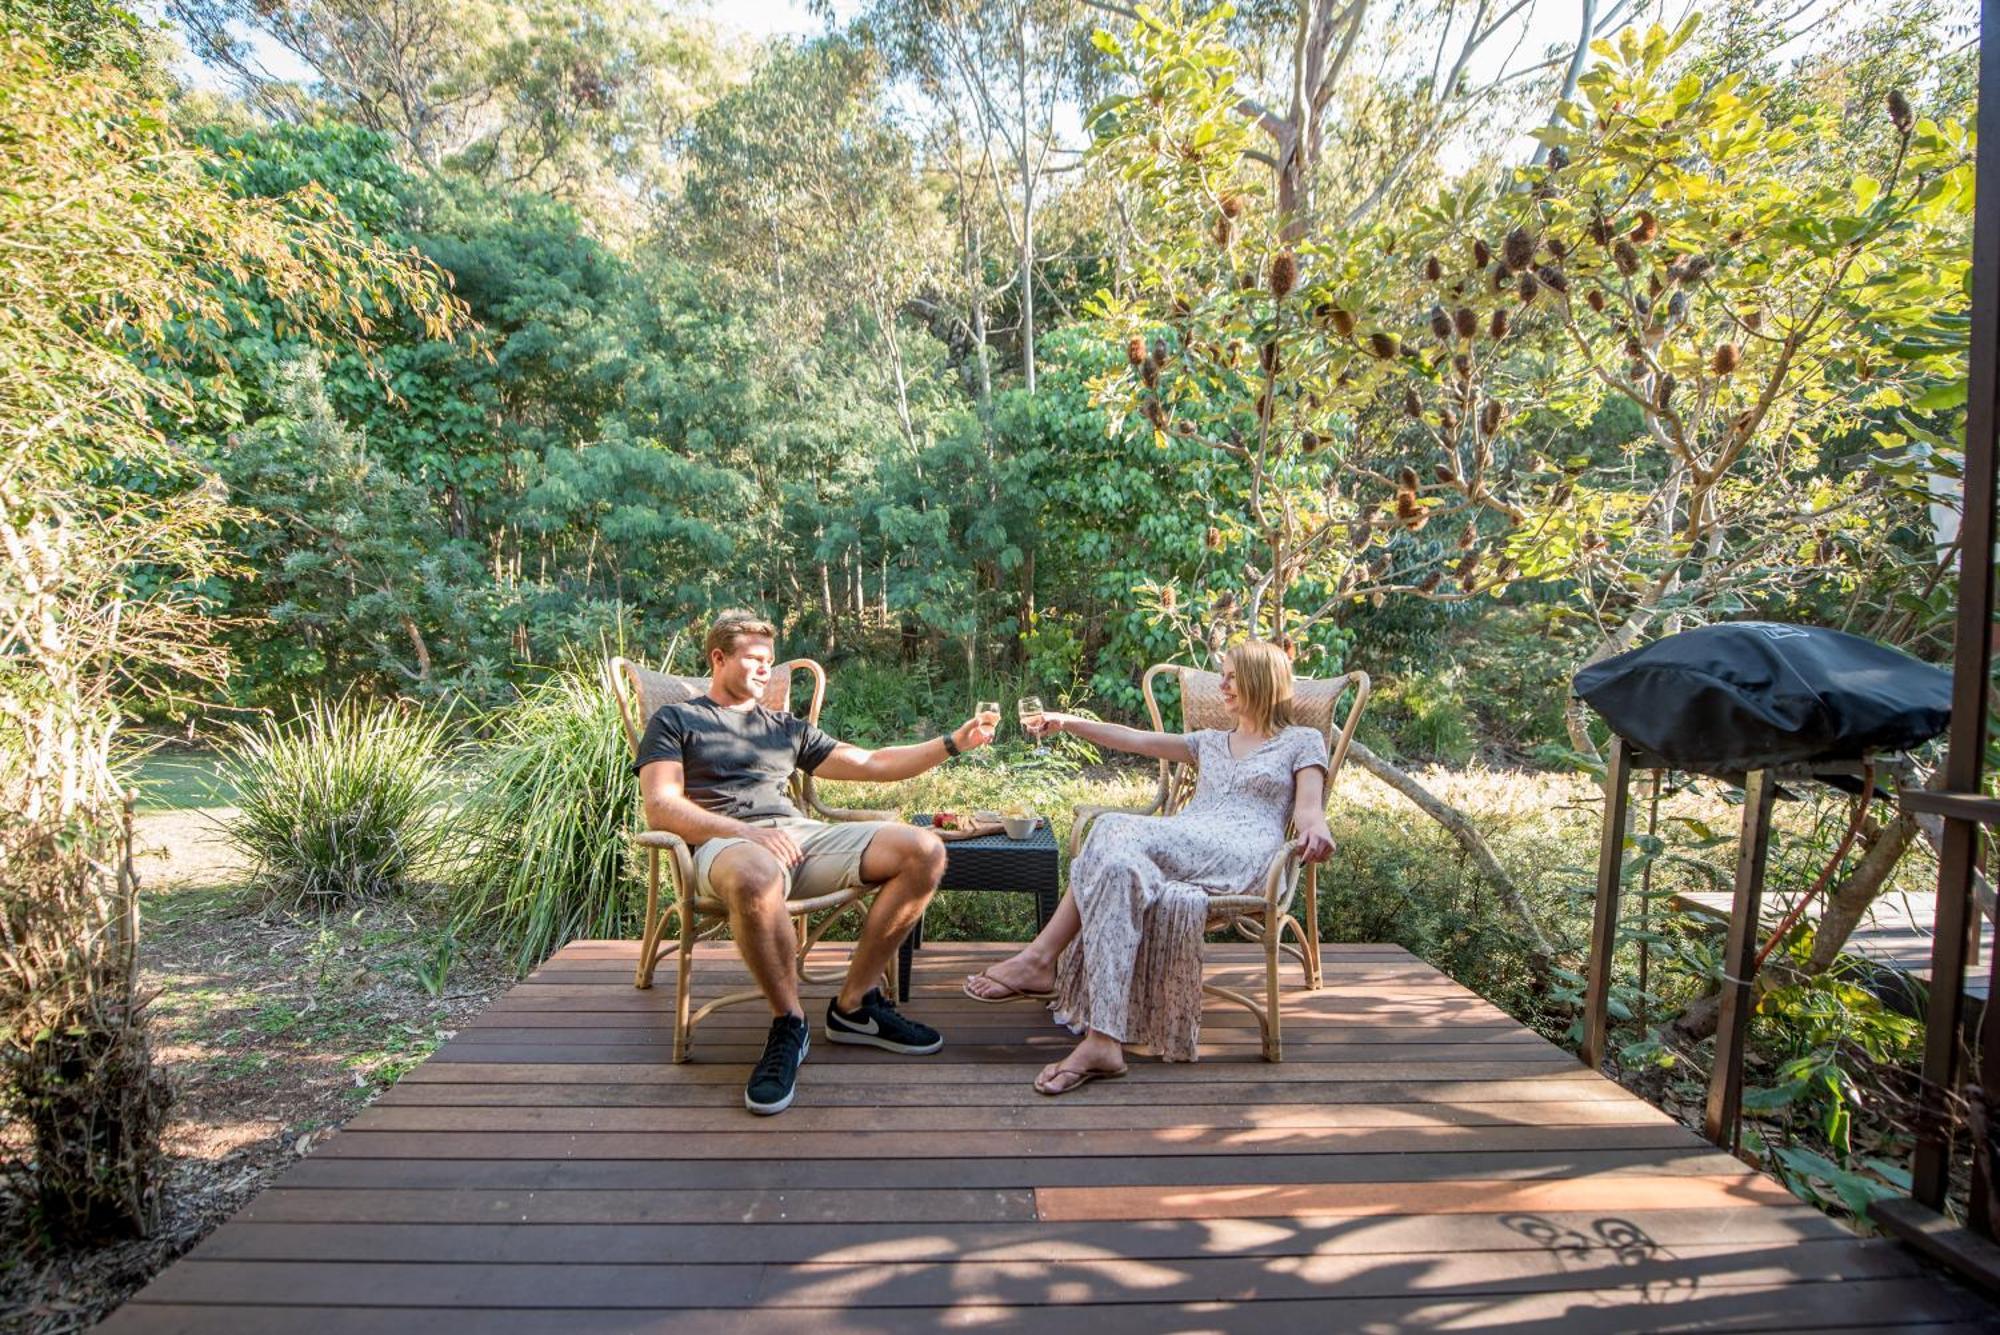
<box><xmin>634</xmin><ymin>610</ymin><xmax>992</xmax><ymax>1115</ymax></box>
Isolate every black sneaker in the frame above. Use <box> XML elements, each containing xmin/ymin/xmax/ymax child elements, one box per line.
<box><xmin>825</xmin><ymin>988</ymin><xmax>944</xmax><ymax>1055</ymax></box>
<box><xmin>745</xmin><ymin>1014</ymin><xmax>809</xmax><ymax>1116</ymax></box>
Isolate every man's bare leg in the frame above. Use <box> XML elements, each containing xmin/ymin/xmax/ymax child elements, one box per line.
<box><xmin>964</xmin><ymin>893</ymin><xmax>1081</xmax><ymax>1000</ymax></box>
<box><xmin>836</xmin><ymin>826</ymin><xmax>946</xmax><ymax>1012</ymax></box>
<box><xmin>708</xmin><ymin>844</ymin><xmax>802</xmax><ymax>1018</ymax></box>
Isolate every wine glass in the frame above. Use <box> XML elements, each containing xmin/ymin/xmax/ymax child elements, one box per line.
<box><xmin>1017</xmin><ymin>695</ymin><xmax>1047</xmax><ymax>753</ymax></box>
<box><xmin>975</xmin><ymin>699</ymin><xmax>1001</xmax><ymax>744</ymax></box>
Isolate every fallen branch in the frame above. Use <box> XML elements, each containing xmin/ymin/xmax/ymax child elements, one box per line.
<box><xmin>1344</xmin><ymin>739</ymin><xmax>1556</xmax><ymax>961</ymax></box>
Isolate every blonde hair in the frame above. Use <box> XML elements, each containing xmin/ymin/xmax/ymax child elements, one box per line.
<box><xmin>1225</xmin><ymin>639</ymin><xmax>1298</xmax><ymax>734</ymax></box>
<box><xmin>704</xmin><ymin>609</ymin><xmax>777</xmax><ymax>663</ymax></box>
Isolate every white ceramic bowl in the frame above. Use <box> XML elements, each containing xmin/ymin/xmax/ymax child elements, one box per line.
<box><xmin>1002</xmin><ymin>814</ymin><xmax>1038</xmax><ymax>840</ymax></box>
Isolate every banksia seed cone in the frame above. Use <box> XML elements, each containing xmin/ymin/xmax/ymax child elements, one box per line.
<box><xmin>1152</xmin><ymin>338</ymin><xmax>1169</xmax><ymax>367</ymax></box>
<box><xmin>1655</xmin><ymin>372</ymin><xmax>1676</xmax><ymax>411</ymax></box>
<box><xmin>1141</xmin><ymin>360</ymin><xmax>1159</xmax><ymax>388</ymax></box>
<box><xmin>1459</xmin><ymin>521</ymin><xmax>1478</xmax><ymax>550</ymax></box>
<box><xmin>1214</xmin><ymin>214</ymin><xmax>1233</xmax><ymax>247</ymax></box>
<box><xmin>1417</xmin><ymin>570</ymin><xmax>1443</xmax><ymax>593</ymax></box>
<box><xmin>1332</xmin><ymin>308</ymin><xmax>1357</xmax><ymax>338</ymax></box>
<box><xmin>1430</xmin><ymin>306</ymin><xmax>1452</xmax><ymax>340</ymax></box>
<box><xmin>1548</xmin><ymin>145</ymin><xmax>1569</xmax><ymax>172</ymax></box>
<box><xmin>1667</xmin><ymin>291</ymin><xmax>1688</xmax><ymax>323</ymax></box>
<box><xmin>1424</xmin><ymin>255</ymin><xmax>1444</xmax><ymax>282</ymax></box>
<box><xmin>1220</xmin><ymin>192</ymin><xmax>1245</xmax><ymax>218</ymax></box>
<box><xmin>1489</xmin><ymin>308</ymin><xmax>1510</xmax><ymax>339</ymax></box>
<box><xmin>1160</xmin><ymin>586</ymin><xmax>1178</xmax><ymax>611</ymax></box>
<box><xmin>1630</xmin><ymin>210</ymin><xmax>1658</xmax><ymax>244</ymax></box>
<box><xmin>1613</xmin><ymin>240</ymin><xmax>1639</xmax><ymax>275</ymax></box>
<box><xmin>1590</xmin><ymin>216</ymin><xmax>1614</xmax><ymax>247</ymax></box>
<box><xmin>1398</xmin><ymin>465</ymin><xmax>1421</xmax><ymax>491</ymax></box>
<box><xmin>1517</xmin><ymin>270</ymin><xmax>1540</xmax><ymax>304</ymax></box>
<box><xmin>1126</xmin><ymin>336</ymin><xmax>1145</xmax><ymax>366</ymax></box>
<box><xmin>1888</xmin><ymin>89</ymin><xmax>1914</xmax><ymax>134</ymax></box>
<box><xmin>1455</xmin><ymin>306</ymin><xmax>1477</xmax><ymax>339</ymax></box>
<box><xmin>1586</xmin><ymin>289</ymin><xmax>1606</xmax><ymax>313</ymax></box>
<box><xmin>1473</xmin><ymin>237</ymin><xmax>1493</xmax><ymax>268</ymax></box>
<box><xmin>1434</xmin><ymin>461</ymin><xmax>1458</xmax><ymax>484</ymax></box>
<box><xmin>1536</xmin><ymin>265</ymin><xmax>1568</xmax><ymax>295</ymax></box>
<box><xmin>1204</xmin><ymin>525</ymin><xmax>1221</xmax><ymax>551</ymax></box>
<box><xmin>1452</xmin><ymin>352</ymin><xmax>1472</xmax><ymax>380</ymax></box>
<box><xmin>1502</xmin><ymin>226</ymin><xmax>1536</xmax><ymax>272</ymax></box>
<box><xmin>1260</xmin><ymin>341</ymin><xmax>1279</xmax><ymax>374</ymax></box>
<box><xmin>1497</xmin><ymin>557</ymin><xmax>1518</xmax><ymax>580</ymax></box>
<box><xmin>1744</xmin><ymin>310</ymin><xmax>1763</xmax><ymax>332</ymax></box>
<box><xmin>1546</xmin><ymin>236</ymin><xmax>1568</xmax><ymax>261</ymax></box>
<box><xmin>1480</xmin><ymin>399</ymin><xmax>1503</xmax><ymax>437</ymax></box>
<box><xmin>1369</xmin><ymin>331</ymin><xmax>1400</xmax><ymax>360</ymax></box>
<box><xmin>1255</xmin><ymin>389</ymin><xmax>1272</xmax><ymax>420</ymax></box>
<box><xmin>1458</xmin><ymin>557</ymin><xmax>1480</xmax><ymax>592</ymax></box>
<box><xmin>1403</xmin><ymin>387</ymin><xmax>1423</xmax><ymax>419</ymax></box>
<box><xmin>1270</xmin><ymin>251</ymin><xmax>1297</xmax><ymax>298</ymax></box>
<box><xmin>1681</xmin><ymin>254</ymin><xmax>1713</xmax><ymax>284</ymax></box>
<box><xmin>1711</xmin><ymin>342</ymin><xmax>1741</xmax><ymax>376</ymax></box>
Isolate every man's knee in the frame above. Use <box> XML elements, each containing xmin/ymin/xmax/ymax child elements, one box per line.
<box><xmin>709</xmin><ymin>846</ymin><xmax>787</xmax><ymax>908</ymax></box>
<box><xmin>912</xmin><ymin>828</ymin><xmax>948</xmax><ymax>880</ymax></box>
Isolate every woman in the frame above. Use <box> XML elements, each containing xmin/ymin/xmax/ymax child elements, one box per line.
<box><xmin>964</xmin><ymin>640</ymin><xmax>1335</xmax><ymax>1094</ymax></box>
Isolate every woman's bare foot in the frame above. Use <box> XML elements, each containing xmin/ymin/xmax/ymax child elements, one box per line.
<box><xmin>1034</xmin><ymin>1033</ymin><xmax>1127</xmax><ymax>1095</ymax></box>
<box><xmin>962</xmin><ymin>950</ymin><xmax>1056</xmax><ymax>1001</ymax></box>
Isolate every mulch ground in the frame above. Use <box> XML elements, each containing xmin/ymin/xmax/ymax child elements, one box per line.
<box><xmin>1</xmin><ymin>810</ymin><xmax>513</xmax><ymax>1335</ymax></box>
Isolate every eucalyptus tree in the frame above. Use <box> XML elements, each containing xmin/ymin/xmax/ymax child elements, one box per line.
<box><xmin>166</xmin><ymin>0</ymin><xmax>726</xmax><ymax>229</ymax></box>
<box><xmin>857</xmin><ymin>0</ymin><xmax>1100</xmax><ymax>394</ymax></box>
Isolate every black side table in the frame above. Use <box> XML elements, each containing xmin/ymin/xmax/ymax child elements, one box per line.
<box><xmin>897</xmin><ymin>817</ymin><xmax>1060</xmax><ymax>1000</ymax></box>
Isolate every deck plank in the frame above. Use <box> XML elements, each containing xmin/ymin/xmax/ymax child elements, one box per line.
<box><xmin>96</xmin><ymin>940</ymin><xmax>1993</xmax><ymax>1331</ymax></box>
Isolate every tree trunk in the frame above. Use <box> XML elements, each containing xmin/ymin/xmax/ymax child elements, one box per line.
<box><xmin>1345</xmin><ymin>739</ymin><xmax>1556</xmax><ymax>960</ymax></box>
<box><xmin>818</xmin><ymin>559</ymin><xmax>835</xmax><ymax>656</ymax></box>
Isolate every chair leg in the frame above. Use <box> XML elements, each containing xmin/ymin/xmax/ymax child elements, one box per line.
<box><xmin>1302</xmin><ymin>864</ymin><xmax>1323</xmax><ymax>991</ymax></box>
<box><xmin>672</xmin><ymin>906</ymin><xmax>698</xmax><ymax>1064</ymax></box>
<box><xmin>635</xmin><ymin>849</ymin><xmax>665</xmax><ymax>991</ymax></box>
<box><xmin>1264</xmin><ymin>914</ymin><xmax>1283</xmax><ymax>1063</ymax></box>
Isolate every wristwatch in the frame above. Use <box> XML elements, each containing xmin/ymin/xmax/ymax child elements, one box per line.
<box><xmin>941</xmin><ymin>733</ymin><xmax>961</xmax><ymax>758</ymax></box>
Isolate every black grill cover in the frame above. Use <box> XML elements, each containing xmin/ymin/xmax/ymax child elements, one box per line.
<box><xmin>1572</xmin><ymin>622</ymin><xmax>1950</xmax><ymax>776</ymax></box>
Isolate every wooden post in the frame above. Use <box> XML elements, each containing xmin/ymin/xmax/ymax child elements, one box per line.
<box><xmin>1582</xmin><ymin>737</ymin><xmax>1635</xmax><ymax>1071</ymax></box>
<box><xmin>1706</xmin><ymin>768</ymin><xmax>1778</xmax><ymax>1148</ymax></box>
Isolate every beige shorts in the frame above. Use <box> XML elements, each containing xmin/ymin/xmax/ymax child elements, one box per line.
<box><xmin>692</xmin><ymin>818</ymin><xmax>892</xmax><ymax>901</ymax></box>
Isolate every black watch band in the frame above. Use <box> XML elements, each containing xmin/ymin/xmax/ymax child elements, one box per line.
<box><xmin>941</xmin><ymin>733</ymin><xmax>961</xmax><ymax>758</ymax></box>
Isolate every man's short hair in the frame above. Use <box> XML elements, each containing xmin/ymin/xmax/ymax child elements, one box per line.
<box><xmin>704</xmin><ymin>609</ymin><xmax>777</xmax><ymax>661</ymax></box>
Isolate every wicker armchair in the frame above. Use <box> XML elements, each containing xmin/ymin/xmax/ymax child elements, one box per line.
<box><xmin>608</xmin><ymin>656</ymin><xmax>893</xmax><ymax>1063</ymax></box>
<box><xmin>1069</xmin><ymin>663</ymin><xmax>1369</xmax><ymax>1061</ymax></box>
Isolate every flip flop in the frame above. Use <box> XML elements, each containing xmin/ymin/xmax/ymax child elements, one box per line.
<box><xmin>961</xmin><ymin>972</ymin><xmax>1057</xmax><ymax>1005</ymax></box>
<box><xmin>1035</xmin><ymin>1062</ymin><xmax>1128</xmax><ymax>1096</ymax></box>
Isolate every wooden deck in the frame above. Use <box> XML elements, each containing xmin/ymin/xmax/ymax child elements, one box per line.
<box><xmin>97</xmin><ymin>941</ymin><xmax>1997</xmax><ymax>1332</ymax></box>
<box><xmin>1674</xmin><ymin>890</ymin><xmax>1994</xmax><ymax>1004</ymax></box>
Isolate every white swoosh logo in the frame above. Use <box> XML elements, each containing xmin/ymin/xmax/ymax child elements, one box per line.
<box><xmin>844</xmin><ymin>1014</ymin><xmax>880</xmax><ymax>1035</ymax></box>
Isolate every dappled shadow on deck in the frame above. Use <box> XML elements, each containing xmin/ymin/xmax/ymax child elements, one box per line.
<box><xmin>95</xmin><ymin>943</ymin><xmax>1996</xmax><ymax>1333</ymax></box>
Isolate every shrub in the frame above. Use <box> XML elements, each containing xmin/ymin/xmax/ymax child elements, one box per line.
<box><xmin>220</xmin><ymin>696</ymin><xmax>457</xmax><ymax>906</ymax></box>
<box><xmin>453</xmin><ymin>669</ymin><xmax>639</xmax><ymax>973</ymax></box>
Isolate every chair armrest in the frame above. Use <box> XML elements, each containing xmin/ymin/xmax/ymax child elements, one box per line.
<box><xmin>1261</xmin><ymin>841</ymin><xmax>1304</xmax><ymax>909</ymax></box>
<box><xmin>1069</xmin><ymin>801</ymin><xmax>1163</xmax><ymax>858</ymax></box>
<box><xmin>631</xmin><ymin>829</ymin><xmax>695</xmax><ymax>891</ymax></box>
<box><xmin>801</xmin><ymin>779</ymin><xmax>898</xmax><ymax>825</ymax></box>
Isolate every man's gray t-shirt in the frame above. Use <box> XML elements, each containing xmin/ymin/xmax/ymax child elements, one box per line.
<box><xmin>632</xmin><ymin>697</ymin><xmax>840</xmax><ymax>821</ymax></box>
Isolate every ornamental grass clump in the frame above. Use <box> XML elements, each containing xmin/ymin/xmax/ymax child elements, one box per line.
<box><xmin>221</xmin><ymin>696</ymin><xmax>459</xmax><ymax>907</ymax></box>
<box><xmin>453</xmin><ymin>669</ymin><xmax>640</xmax><ymax>974</ymax></box>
